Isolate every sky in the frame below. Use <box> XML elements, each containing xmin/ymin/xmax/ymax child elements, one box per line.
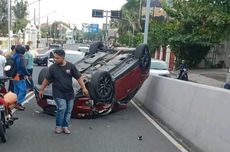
<box><xmin>26</xmin><ymin>0</ymin><xmax>127</xmax><ymax>29</ymax></box>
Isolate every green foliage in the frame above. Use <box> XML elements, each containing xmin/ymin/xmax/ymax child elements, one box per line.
<box><xmin>133</xmin><ymin>32</ymin><xmax>144</xmax><ymax>47</ymax></box>
<box><xmin>110</xmin><ymin>0</ymin><xmax>142</xmax><ymax>47</ymax></box>
<box><xmin>117</xmin><ymin>33</ymin><xmax>131</xmax><ymax>46</ymax></box>
<box><xmin>148</xmin><ymin>19</ymin><xmax>178</xmax><ymax>52</ymax></box>
<box><xmin>0</xmin><ymin>0</ymin><xmax>8</xmax><ymax>36</ymax></box>
<box><xmin>174</xmin><ymin>44</ymin><xmax>210</xmax><ymax>67</ymax></box>
<box><xmin>12</xmin><ymin>0</ymin><xmax>29</xmax><ymax>33</ymax></box>
<box><xmin>161</xmin><ymin>0</ymin><xmax>230</xmax><ymax>67</ymax></box>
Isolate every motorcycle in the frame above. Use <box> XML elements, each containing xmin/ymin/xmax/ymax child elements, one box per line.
<box><xmin>177</xmin><ymin>68</ymin><xmax>188</xmax><ymax>81</ymax></box>
<box><xmin>0</xmin><ymin>67</ymin><xmax>18</xmax><ymax>143</ymax></box>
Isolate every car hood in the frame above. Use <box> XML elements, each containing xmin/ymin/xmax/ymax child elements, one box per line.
<box><xmin>35</xmin><ymin>54</ymin><xmax>48</xmax><ymax>58</ymax></box>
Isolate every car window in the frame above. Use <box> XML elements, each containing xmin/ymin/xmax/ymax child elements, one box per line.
<box><xmin>65</xmin><ymin>53</ymin><xmax>84</xmax><ymax>63</ymax></box>
<box><xmin>44</xmin><ymin>50</ymin><xmax>53</xmax><ymax>56</ymax></box>
<box><xmin>151</xmin><ymin>61</ymin><xmax>168</xmax><ymax>70</ymax></box>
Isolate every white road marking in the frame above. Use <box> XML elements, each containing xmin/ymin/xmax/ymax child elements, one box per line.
<box><xmin>12</xmin><ymin>92</ymin><xmax>35</xmax><ymax>113</ymax></box>
<box><xmin>25</xmin><ymin>91</ymin><xmax>34</xmax><ymax>98</ymax></box>
<box><xmin>22</xmin><ymin>94</ymin><xmax>35</xmax><ymax>104</ymax></box>
<box><xmin>131</xmin><ymin>100</ymin><xmax>189</xmax><ymax>152</ymax></box>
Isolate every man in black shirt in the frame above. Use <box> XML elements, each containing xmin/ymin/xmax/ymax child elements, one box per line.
<box><xmin>39</xmin><ymin>49</ymin><xmax>88</xmax><ymax>134</ymax></box>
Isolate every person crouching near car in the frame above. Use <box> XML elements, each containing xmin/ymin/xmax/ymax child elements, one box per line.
<box><xmin>13</xmin><ymin>45</ymin><xmax>31</xmax><ymax>111</ymax></box>
<box><xmin>39</xmin><ymin>49</ymin><xmax>89</xmax><ymax>134</ymax></box>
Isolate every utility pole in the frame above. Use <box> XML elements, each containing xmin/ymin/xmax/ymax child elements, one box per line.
<box><xmin>144</xmin><ymin>0</ymin><xmax>151</xmax><ymax>44</ymax></box>
<box><xmin>38</xmin><ymin>0</ymin><xmax>41</xmax><ymax>47</ymax></box>
<box><xmin>46</xmin><ymin>16</ymin><xmax>49</xmax><ymax>47</ymax></box>
<box><xmin>105</xmin><ymin>10</ymin><xmax>108</xmax><ymax>48</ymax></box>
<box><xmin>34</xmin><ymin>8</ymin><xmax>36</xmax><ymax>25</ymax></box>
<box><xmin>7</xmin><ymin>0</ymin><xmax>11</xmax><ymax>51</ymax></box>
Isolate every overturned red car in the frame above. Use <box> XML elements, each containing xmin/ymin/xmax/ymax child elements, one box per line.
<box><xmin>34</xmin><ymin>42</ymin><xmax>151</xmax><ymax>118</ymax></box>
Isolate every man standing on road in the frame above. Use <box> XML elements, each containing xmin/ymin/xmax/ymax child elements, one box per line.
<box><xmin>24</xmin><ymin>45</ymin><xmax>34</xmax><ymax>91</ymax></box>
<box><xmin>13</xmin><ymin>45</ymin><xmax>31</xmax><ymax>110</ymax></box>
<box><xmin>39</xmin><ymin>49</ymin><xmax>88</xmax><ymax>134</ymax></box>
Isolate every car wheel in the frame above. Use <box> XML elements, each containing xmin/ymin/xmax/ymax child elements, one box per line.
<box><xmin>89</xmin><ymin>42</ymin><xmax>105</xmax><ymax>55</ymax></box>
<box><xmin>38</xmin><ymin>68</ymin><xmax>49</xmax><ymax>85</ymax></box>
<box><xmin>134</xmin><ymin>44</ymin><xmax>151</xmax><ymax>72</ymax></box>
<box><xmin>89</xmin><ymin>71</ymin><xmax>114</xmax><ymax>103</ymax></box>
<box><xmin>0</xmin><ymin>121</ymin><xmax>7</xmax><ymax>143</ymax></box>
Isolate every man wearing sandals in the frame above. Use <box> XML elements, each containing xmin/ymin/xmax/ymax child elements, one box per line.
<box><xmin>39</xmin><ymin>49</ymin><xmax>88</xmax><ymax>134</ymax></box>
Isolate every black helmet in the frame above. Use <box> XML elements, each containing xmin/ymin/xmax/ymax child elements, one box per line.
<box><xmin>15</xmin><ymin>45</ymin><xmax>26</xmax><ymax>54</ymax></box>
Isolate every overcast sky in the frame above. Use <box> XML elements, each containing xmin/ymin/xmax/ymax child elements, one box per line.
<box><xmin>27</xmin><ymin>0</ymin><xmax>127</xmax><ymax>29</ymax></box>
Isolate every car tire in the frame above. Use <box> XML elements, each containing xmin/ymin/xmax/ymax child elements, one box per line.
<box><xmin>0</xmin><ymin>121</ymin><xmax>7</xmax><ymax>143</ymax></box>
<box><xmin>89</xmin><ymin>71</ymin><xmax>114</xmax><ymax>103</ymax></box>
<box><xmin>89</xmin><ymin>42</ymin><xmax>105</xmax><ymax>54</ymax></box>
<box><xmin>38</xmin><ymin>68</ymin><xmax>49</xmax><ymax>85</ymax></box>
<box><xmin>134</xmin><ymin>44</ymin><xmax>151</xmax><ymax>72</ymax></box>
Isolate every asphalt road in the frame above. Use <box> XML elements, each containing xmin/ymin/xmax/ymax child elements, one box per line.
<box><xmin>0</xmin><ymin>45</ymin><xmax>185</xmax><ymax>152</ymax></box>
<box><xmin>1</xmin><ymin>97</ymin><xmax>181</xmax><ymax>152</ymax></box>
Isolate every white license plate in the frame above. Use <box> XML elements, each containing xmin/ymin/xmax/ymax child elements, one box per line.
<box><xmin>47</xmin><ymin>99</ymin><xmax>56</xmax><ymax>106</ymax></box>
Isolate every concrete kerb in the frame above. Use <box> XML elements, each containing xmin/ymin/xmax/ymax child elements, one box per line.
<box><xmin>134</xmin><ymin>75</ymin><xmax>230</xmax><ymax>152</ymax></box>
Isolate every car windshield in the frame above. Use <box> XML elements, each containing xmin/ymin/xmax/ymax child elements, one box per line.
<box><xmin>151</xmin><ymin>61</ymin><xmax>168</xmax><ymax>70</ymax></box>
<box><xmin>79</xmin><ymin>48</ymin><xmax>89</xmax><ymax>52</ymax></box>
<box><xmin>42</xmin><ymin>50</ymin><xmax>53</xmax><ymax>56</ymax></box>
<box><xmin>65</xmin><ymin>53</ymin><xmax>84</xmax><ymax>63</ymax></box>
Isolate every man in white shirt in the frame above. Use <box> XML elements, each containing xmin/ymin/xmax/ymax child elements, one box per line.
<box><xmin>0</xmin><ymin>50</ymin><xmax>6</xmax><ymax>77</ymax></box>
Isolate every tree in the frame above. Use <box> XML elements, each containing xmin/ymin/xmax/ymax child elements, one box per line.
<box><xmin>0</xmin><ymin>0</ymin><xmax>8</xmax><ymax>36</ymax></box>
<box><xmin>162</xmin><ymin>0</ymin><xmax>230</xmax><ymax>67</ymax></box>
<box><xmin>12</xmin><ymin>0</ymin><xmax>29</xmax><ymax>33</ymax></box>
<box><xmin>110</xmin><ymin>0</ymin><xmax>144</xmax><ymax>47</ymax></box>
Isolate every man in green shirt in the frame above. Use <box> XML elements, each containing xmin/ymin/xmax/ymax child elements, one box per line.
<box><xmin>24</xmin><ymin>45</ymin><xmax>34</xmax><ymax>91</ymax></box>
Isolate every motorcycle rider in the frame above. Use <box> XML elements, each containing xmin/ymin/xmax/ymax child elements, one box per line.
<box><xmin>177</xmin><ymin>60</ymin><xmax>188</xmax><ymax>79</ymax></box>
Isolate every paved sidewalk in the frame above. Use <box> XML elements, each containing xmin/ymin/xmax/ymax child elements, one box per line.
<box><xmin>171</xmin><ymin>68</ymin><xmax>227</xmax><ymax>88</ymax></box>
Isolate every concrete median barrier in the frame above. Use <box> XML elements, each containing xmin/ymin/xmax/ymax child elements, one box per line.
<box><xmin>134</xmin><ymin>75</ymin><xmax>230</xmax><ymax>152</ymax></box>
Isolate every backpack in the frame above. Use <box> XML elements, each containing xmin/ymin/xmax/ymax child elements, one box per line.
<box><xmin>5</xmin><ymin>57</ymin><xmax>17</xmax><ymax>78</ymax></box>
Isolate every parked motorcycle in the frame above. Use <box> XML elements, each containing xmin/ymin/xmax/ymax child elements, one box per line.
<box><xmin>177</xmin><ymin>68</ymin><xmax>188</xmax><ymax>81</ymax></box>
<box><xmin>0</xmin><ymin>74</ymin><xmax>18</xmax><ymax>143</ymax></box>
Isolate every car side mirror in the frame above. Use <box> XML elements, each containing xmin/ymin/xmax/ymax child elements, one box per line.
<box><xmin>50</xmin><ymin>52</ymin><xmax>54</xmax><ymax>58</ymax></box>
<box><xmin>48</xmin><ymin>58</ymin><xmax>55</xmax><ymax>63</ymax></box>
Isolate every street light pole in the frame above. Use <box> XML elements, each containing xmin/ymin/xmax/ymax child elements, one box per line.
<box><xmin>38</xmin><ymin>0</ymin><xmax>41</xmax><ymax>47</ymax></box>
<box><xmin>7</xmin><ymin>0</ymin><xmax>11</xmax><ymax>51</ymax></box>
<box><xmin>105</xmin><ymin>10</ymin><xmax>108</xmax><ymax>48</ymax></box>
<box><xmin>144</xmin><ymin>0</ymin><xmax>151</xmax><ymax>44</ymax></box>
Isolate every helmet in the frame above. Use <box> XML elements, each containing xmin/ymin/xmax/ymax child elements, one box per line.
<box><xmin>15</xmin><ymin>45</ymin><xmax>26</xmax><ymax>54</ymax></box>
